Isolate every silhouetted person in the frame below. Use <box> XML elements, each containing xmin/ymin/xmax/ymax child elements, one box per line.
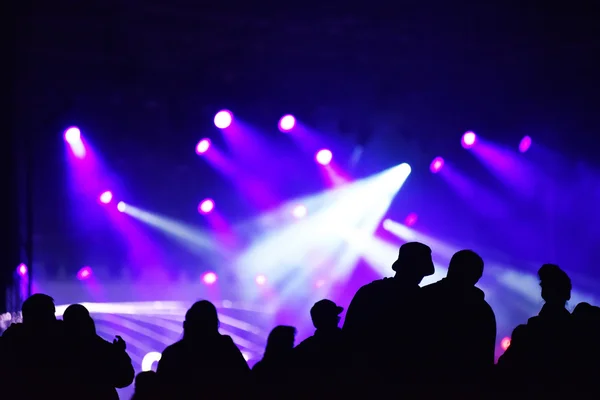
<box><xmin>1</xmin><ymin>294</ymin><xmax>70</xmax><ymax>398</ymax></box>
<box><xmin>572</xmin><ymin>302</ymin><xmax>600</xmax><ymax>394</ymax></box>
<box><xmin>131</xmin><ymin>371</ymin><xmax>160</xmax><ymax>400</ymax></box>
<box><xmin>498</xmin><ymin>264</ymin><xmax>575</xmax><ymax>393</ymax></box>
<box><xmin>343</xmin><ymin>242</ymin><xmax>435</xmax><ymax>391</ymax></box>
<box><xmin>294</xmin><ymin>300</ymin><xmax>346</xmax><ymax>396</ymax></box>
<box><xmin>420</xmin><ymin>250</ymin><xmax>496</xmax><ymax>394</ymax></box>
<box><xmin>252</xmin><ymin>325</ymin><xmax>297</xmax><ymax>398</ymax></box>
<box><xmin>62</xmin><ymin>304</ymin><xmax>135</xmax><ymax>399</ymax></box>
<box><xmin>157</xmin><ymin>300</ymin><xmax>250</xmax><ymax>399</ymax></box>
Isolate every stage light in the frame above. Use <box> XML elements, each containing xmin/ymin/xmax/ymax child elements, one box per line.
<box><xmin>255</xmin><ymin>274</ymin><xmax>267</xmax><ymax>285</ymax></box>
<box><xmin>315</xmin><ymin>149</ymin><xmax>333</xmax><ymax>165</ymax></box>
<box><xmin>315</xmin><ymin>279</ymin><xmax>326</xmax><ymax>288</ymax></box>
<box><xmin>64</xmin><ymin>127</ymin><xmax>81</xmax><ymax>144</ymax></box>
<box><xmin>196</xmin><ymin>138</ymin><xmax>211</xmax><ymax>155</ymax></box>
<box><xmin>99</xmin><ymin>191</ymin><xmax>113</xmax><ymax>204</ymax></box>
<box><xmin>430</xmin><ymin>157</ymin><xmax>444</xmax><ymax>173</ymax></box>
<box><xmin>17</xmin><ymin>263</ymin><xmax>28</xmax><ymax>277</ymax></box>
<box><xmin>77</xmin><ymin>266</ymin><xmax>93</xmax><ymax>281</ymax></box>
<box><xmin>501</xmin><ymin>337</ymin><xmax>511</xmax><ymax>351</ymax></box>
<box><xmin>214</xmin><ymin>110</ymin><xmax>233</xmax><ymax>129</ymax></box>
<box><xmin>405</xmin><ymin>213</ymin><xmax>418</xmax><ymax>226</ymax></box>
<box><xmin>278</xmin><ymin>115</ymin><xmax>296</xmax><ymax>132</ymax></box>
<box><xmin>141</xmin><ymin>352</ymin><xmax>162</xmax><ymax>372</ymax></box>
<box><xmin>202</xmin><ymin>272</ymin><xmax>217</xmax><ymax>285</ymax></box>
<box><xmin>291</xmin><ymin>204</ymin><xmax>307</xmax><ymax>219</ymax></box>
<box><xmin>117</xmin><ymin>202</ymin><xmax>126</xmax><ymax>212</ymax></box>
<box><xmin>519</xmin><ymin>136</ymin><xmax>532</xmax><ymax>153</ymax></box>
<box><xmin>198</xmin><ymin>199</ymin><xmax>214</xmax><ymax>214</ymax></box>
<box><xmin>382</xmin><ymin>218</ymin><xmax>392</xmax><ymax>230</ymax></box>
<box><xmin>462</xmin><ymin>131</ymin><xmax>477</xmax><ymax>148</ymax></box>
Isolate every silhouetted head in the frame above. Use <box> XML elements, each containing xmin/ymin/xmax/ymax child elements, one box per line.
<box><xmin>263</xmin><ymin>325</ymin><xmax>296</xmax><ymax>361</ymax></box>
<box><xmin>310</xmin><ymin>299</ymin><xmax>343</xmax><ymax>330</ymax></box>
<box><xmin>22</xmin><ymin>294</ymin><xmax>56</xmax><ymax>326</ymax></box>
<box><xmin>538</xmin><ymin>264</ymin><xmax>571</xmax><ymax>306</ymax></box>
<box><xmin>63</xmin><ymin>304</ymin><xmax>96</xmax><ymax>337</ymax></box>
<box><xmin>183</xmin><ymin>300</ymin><xmax>219</xmax><ymax>338</ymax></box>
<box><xmin>447</xmin><ymin>250</ymin><xmax>484</xmax><ymax>287</ymax></box>
<box><xmin>133</xmin><ymin>371</ymin><xmax>158</xmax><ymax>397</ymax></box>
<box><xmin>392</xmin><ymin>242</ymin><xmax>434</xmax><ymax>284</ymax></box>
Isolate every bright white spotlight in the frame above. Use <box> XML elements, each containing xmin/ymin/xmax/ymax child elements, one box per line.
<box><xmin>64</xmin><ymin>127</ymin><xmax>81</xmax><ymax>144</ymax></box>
<box><xmin>117</xmin><ymin>202</ymin><xmax>127</xmax><ymax>212</ymax></box>
<box><xmin>196</xmin><ymin>138</ymin><xmax>211</xmax><ymax>155</ymax></box>
<box><xmin>141</xmin><ymin>352</ymin><xmax>162</xmax><ymax>372</ymax></box>
<box><xmin>278</xmin><ymin>115</ymin><xmax>296</xmax><ymax>132</ymax></box>
<box><xmin>291</xmin><ymin>204</ymin><xmax>307</xmax><ymax>219</ymax></box>
<box><xmin>315</xmin><ymin>149</ymin><xmax>333</xmax><ymax>165</ymax></box>
<box><xmin>255</xmin><ymin>274</ymin><xmax>267</xmax><ymax>285</ymax></box>
<box><xmin>214</xmin><ymin>110</ymin><xmax>233</xmax><ymax>129</ymax></box>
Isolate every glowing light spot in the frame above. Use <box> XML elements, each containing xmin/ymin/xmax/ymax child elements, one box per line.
<box><xmin>462</xmin><ymin>131</ymin><xmax>477</xmax><ymax>148</ymax></box>
<box><xmin>196</xmin><ymin>138</ymin><xmax>211</xmax><ymax>155</ymax></box>
<box><xmin>292</xmin><ymin>204</ymin><xmax>307</xmax><ymax>219</ymax></box>
<box><xmin>404</xmin><ymin>213</ymin><xmax>418</xmax><ymax>226</ymax></box>
<box><xmin>255</xmin><ymin>274</ymin><xmax>267</xmax><ymax>286</ymax></box>
<box><xmin>430</xmin><ymin>157</ymin><xmax>444</xmax><ymax>173</ymax></box>
<box><xmin>117</xmin><ymin>202</ymin><xmax>126</xmax><ymax>212</ymax></box>
<box><xmin>198</xmin><ymin>199</ymin><xmax>214</xmax><ymax>214</ymax></box>
<box><xmin>202</xmin><ymin>272</ymin><xmax>217</xmax><ymax>285</ymax></box>
<box><xmin>519</xmin><ymin>136</ymin><xmax>532</xmax><ymax>153</ymax></box>
<box><xmin>501</xmin><ymin>337</ymin><xmax>511</xmax><ymax>351</ymax></box>
<box><xmin>64</xmin><ymin>127</ymin><xmax>81</xmax><ymax>144</ymax></box>
<box><xmin>214</xmin><ymin>110</ymin><xmax>233</xmax><ymax>129</ymax></box>
<box><xmin>99</xmin><ymin>191</ymin><xmax>113</xmax><ymax>204</ymax></box>
<box><xmin>77</xmin><ymin>266</ymin><xmax>93</xmax><ymax>281</ymax></box>
<box><xmin>315</xmin><ymin>149</ymin><xmax>333</xmax><ymax>166</ymax></box>
<box><xmin>17</xmin><ymin>263</ymin><xmax>28</xmax><ymax>277</ymax></box>
<box><xmin>141</xmin><ymin>352</ymin><xmax>162</xmax><ymax>372</ymax></box>
<box><xmin>382</xmin><ymin>219</ymin><xmax>392</xmax><ymax>230</ymax></box>
<box><xmin>315</xmin><ymin>279</ymin><xmax>326</xmax><ymax>288</ymax></box>
<box><xmin>278</xmin><ymin>115</ymin><xmax>296</xmax><ymax>132</ymax></box>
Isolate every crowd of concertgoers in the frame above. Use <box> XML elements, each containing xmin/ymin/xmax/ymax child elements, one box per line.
<box><xmin>1</xmin><ymin>242</ymin><xmax>599</xmax><ymax>399</ymax></box>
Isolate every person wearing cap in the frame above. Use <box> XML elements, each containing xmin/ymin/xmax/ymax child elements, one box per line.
<box><xmin>294</xmin><ymin>299</ymin><xmax>346</xmax><ymax>394</ymax></box>
<box><xmin>498</xmin><ymin>264</ymin><xmax>576</xmax><ymax>393</ymax></box>
<box><xmin>419</xmin><ymin>250</ymin><xmax>496</xmax><ymax>392</ymax></box>
<box><xmin>342</xmin><ymin>242</ymin><xmax>435</xmax><ymax>389</ymax></box>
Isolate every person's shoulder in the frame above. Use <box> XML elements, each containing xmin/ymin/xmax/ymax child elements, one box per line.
<box><xmin>162</xmin><ymin>339</ymin><xmax>184</xmax><ymax>354</ymax></box>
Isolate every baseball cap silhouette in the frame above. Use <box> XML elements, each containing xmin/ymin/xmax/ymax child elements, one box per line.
<box><xmin>391</xmin><ymin>242</ymin><xmax>434</xmax><ymax>276</ymax></box>
<box><xmin>310</xmin><ymin>299</ymin><xmax>344</xmax><ymax>320</ymax></box>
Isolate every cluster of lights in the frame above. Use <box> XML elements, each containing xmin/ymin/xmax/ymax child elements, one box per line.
<box><xmin>429</xmin><ymin>131</ymin><xmax>532</xmax><ymax>174</ymax></box>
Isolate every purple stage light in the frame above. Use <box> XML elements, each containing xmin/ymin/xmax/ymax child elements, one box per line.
<box><xmin>99</xmin><ymin>191</ymin><xmax>113</xmax><ymax>204</ymax></box>
<box><xmin>501</xmin><ymin>337</ymin><xmax>511</xmax><ymax>351</ymax></box>
<box><xmin>214</xmin><ymin>110</ymin><xmax>233</xmax><ymax>129</ymax></box>
<box><xmin>430</xmin><ymin>157</ymin><xmax>444</xmax><ymax>173</ymax></box>
<box><xmin>117</xmin><ymin>202</ymin><xmax>126</xmax><ymax>212</ymax></box>
<box><xmin>202</xmin><ymin>272</ymin><xmax>217</xmax><ymax>285</ymax></box>
<box><xmin>315</xmin><ymin>149</ymin><xmax>333</xmax><ymax>166</ymax></box>
<box><xmin>196</xmin><ymin>138</ymin><xmax>211</xmax><ymax>155</ymax></box>
<box><xmin>462</xmin><ymin>131</ymin><xmax>477</xmax><ymax>148</ymax></box>
<box><xmin>255</xmin><ymin>274</ymin><xmax>267</xmax><ymax>286</ymax></box>
<box><xmin>519</xmin><ymin>136</ymin><xmax>532</xmax><ymax>153</ymax></box>
<box><xmin>292</xmin><ymin>204</ymin><xmax>307</xmax><ymax>219</ymax></box>
<box><xmin>278</xmin><ymin>115</ymin><xmax>296</xmax><ymax>132</ymax></box>
<box><xmin>64</xmin><ymin>127</ymin><xmax>81</xmax><ymax>144</ymax></box>
<box><xmin>77</xmin><ymin>266</ymin><xmax>93</xmax><ymax>281</ymax></box>
<box><xmin>198</xmin><ymin>199</ymin><xmax>214</xmax><ymax>214</ymax></box>
<box><xmin>17</xmin><ymin>263</ymin><xmax>28</xmax><ymax>277</ymax></box>
<box><xmin>405</xmin><ymin>213</ymin><xmax>418</xmax><ymax>226</ymax></box>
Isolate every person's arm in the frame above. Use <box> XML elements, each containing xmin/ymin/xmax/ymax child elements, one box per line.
<box><xmin>109</xmin><ymin>336</ymin><xmax>135</xmax><ymax>388</ymax></box>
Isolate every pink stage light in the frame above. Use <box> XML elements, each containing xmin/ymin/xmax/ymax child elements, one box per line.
<box><xmin>99</xmin><ymin>191</ymin><xmax>113</xmax><ymax>204</ymax></box>
<box><xmin>214</xmin><ymin>110</ymin><xmax>233</xmax><ymax>129</ymax></box>
<box><xmin>17</xmin><ymin>263</ymin><xmax>28</xmax><ymax>277</ymax></box>
<box><xmin>64</xmin><ymin>127</ymin><xmax>81</xmax><ymax>144</ymax></box>
<box><xmin>519</xmin><ymin>135</ymin><xmax>532</xmax><ymax>153</ymax></box>
<box><xmin>202</xmin><ymin>272</ymin><xmax>217</xmax><ymax>285</ymax></box>
<box><xmin>405</xmin><ymin>213</ymin><xmax>418</xmax><ymax>226</ymax></box>
<box><xmin>315</xmin><ymin>149</ymin><xmax>333</xmax><ymax>166</ymax></box>
<box><xmin>278</xmin><ymin>115</ymin><xmax>296</xmax><ymax>132</ymax></box>
<box><xmin>77</xmin><ymin>266</ymin><xmax>93</xmax><ymax>281</ymax></box>
<box><xmin>255</xmin><ymin>274</ymin><xmax>267</xmax><ymax>285</ymax></box>
<box><xmin>315</xmin><ymin>279</ymin><xmax>326</xmax><ymax>288</ymax></box>
<box><xmin>501</xmin><ymin>337</ymin><xmax>511</xmax><ymax>351</ymax></box>
<box><xmin>462</xmin><ymin>131</ymin><xmax>477</xmax><ymax>148</ymax></box>
<box><xmin>430</xmin><ymin>157</ymin><xmax>444</xmax><ymax>173</ymax></box>
<box><xmin>117</xmin><ymin>202</ymin><xmax>126</xmax><ymax>212</ymax></box>
<box><xmin>196</xmin><ymin>138</ymin><xmax>211</xmax><ymax>155</ymax></box>
<box><xmin>198</xmin><ymin>199</ymin><xmax>214</xmax><ymax>214</ymax></box>
<box><xmin>292</xmin><ymin>204</ymin><xmax>307</xmax><ymax>219</ymax></box>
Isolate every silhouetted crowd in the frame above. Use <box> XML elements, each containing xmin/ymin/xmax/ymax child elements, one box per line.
<box><xmin>2</xmin><ymin>242</ymin><xmax>600</xmax><ymax>399</ymax></box>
